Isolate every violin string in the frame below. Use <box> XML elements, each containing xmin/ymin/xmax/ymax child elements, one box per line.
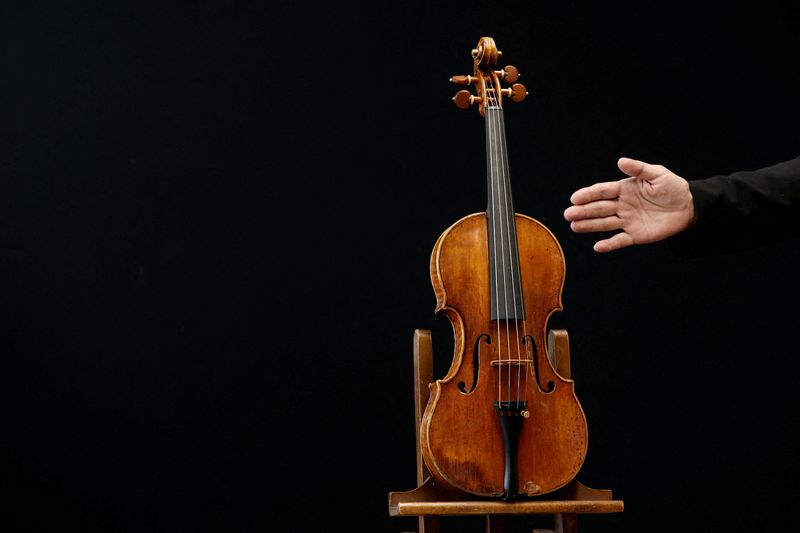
<box><xmin>486</xmin><ymin>81</ymin><xmax>503</xmax><ymax>406</ymax></box>
<box><xmin>497</xmin><ymin>107</ymin><xmax>526</xmax><ymax>408</ymax></box>
<box><xmin>499</xmin><ymin>108</ymin><xmax>533</xmax><ymax>400</ymax></box>
<box><xmin>494</xmin><ymin>104</ymin><xmax>512</xmax><ymax>405</ymax></box>
<box><xmin>499</xmin><ymin>108</ymin><xmax>533</xmax><ymax>401</ymax></box>
<box><xmin>497</xmin><ymin>102</ymin><xmax>533</xmax><ymax>401</ymax></box>
<box><xmin>487</xmin><ymin>86</ymin><xmax>512</xmax><ymax>405</ymax></box>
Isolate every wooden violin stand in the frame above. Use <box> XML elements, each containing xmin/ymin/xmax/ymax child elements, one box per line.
<box><xmin>388</xmin><ymin>329</ymin><xmax>624</xmax><ymax>533</ymax></box>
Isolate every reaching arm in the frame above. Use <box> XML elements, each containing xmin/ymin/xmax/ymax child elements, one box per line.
<box><xmin>670</xmin><ymin>156</ymin><xmax>800</xmax><ymax>256</ymax></box>
<box><xmin>565</xmin><ymin>155</ymin><xmax>800</xmax><ymax>255</ymax></box>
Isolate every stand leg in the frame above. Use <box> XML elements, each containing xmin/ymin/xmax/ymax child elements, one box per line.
<box><xmin>414</xmin><ymin>329</ymin><xmax>433</xmax><ymax>484</ymax></box>
<box><xmin>486</xmin><ymin>515</ymin><xmax>510</xmax><ymax>532</ymax></box>
<box><xmin>555</xmin><ymin>513</ymin><xmax>577</xmax><ymax>533</ymax></box>
<box><xmin>414</xmin><ymin>331</ymin><xmax>439</xmax><ymax>533</ymax></box>
<box><xmin>418</xmin><ymin>516</ymin><xmax>438</xmax><ymax>533</ymax></box>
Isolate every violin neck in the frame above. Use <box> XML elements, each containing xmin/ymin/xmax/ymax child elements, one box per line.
<box><xmin>485</xmin><ymin>106</ymin><xmax>525</xmax><ymax>321</ymax></box>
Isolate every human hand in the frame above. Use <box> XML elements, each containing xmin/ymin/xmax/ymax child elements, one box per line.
<box><xmin>563</xmin><ymin>157</ymin><xmax>696</xmax><ymax>252</ymax></box>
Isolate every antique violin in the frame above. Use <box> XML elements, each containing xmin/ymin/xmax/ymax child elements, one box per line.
<box><xmin>419</xmin><ymin>37</ymin><xmax>588</xmax><ymax>500</ymax></box>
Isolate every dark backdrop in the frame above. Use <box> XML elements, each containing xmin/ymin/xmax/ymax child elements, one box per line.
<box><xmin>3</xmin><ymin>2</ymin><xmax>800</xmax><ymax>532</ymax></box>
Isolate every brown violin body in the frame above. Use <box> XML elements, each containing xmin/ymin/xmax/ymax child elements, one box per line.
<box><xmin>419</xmin><ymin>38</ymin><xmax>588</xmax><ymax>499</ymax></box>
<box><xmin>420</xmin><ymin>213</ymin><xmax>587</xmax><ymax>498</ymax></box>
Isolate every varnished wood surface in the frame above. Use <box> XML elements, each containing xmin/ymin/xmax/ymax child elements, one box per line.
<box><xmin>393</xmin><ymin>499</ymin><xmax>624</xmax><ymax>516</ymax></box>
<box><xmin>413</xmin><ymin>330</ymin><xmax>438</xmax><ymax>533</ymax></box>
<box><xmin>389</xmin><ymin>477</ymin><xmax>623</xmax><ymax>517</ymax></box>
<box><xmin>414</xmin><ymin>329</ymin><xmax>434</xmax><ymax>485</ymax></box>
<box><xmin>547</xmin><ymin>329</ymin><xmax>571</xmax><ymax>379</ymax></box>
<box><xmin>421</xmin><ymin>213</ymin><xmax>588</xmax><ymax>497</ymax></box>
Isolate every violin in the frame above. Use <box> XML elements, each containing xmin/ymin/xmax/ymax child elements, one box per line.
<box><xmin>419</xmin><ymin>37</ymin><xmax>588</xmax><ymax>500</ymax></box>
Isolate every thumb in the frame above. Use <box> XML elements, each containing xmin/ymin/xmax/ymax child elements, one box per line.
<box><xmin>618</xmin><ymin>157</ymin><xmax>662</xmax><ymax>180</ymax></box>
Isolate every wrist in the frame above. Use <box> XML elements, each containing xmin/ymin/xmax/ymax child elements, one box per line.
<box><xmin>685</xmin><ymin>189</ymin><xmax>697</xmax><ymax>229</ymax></box>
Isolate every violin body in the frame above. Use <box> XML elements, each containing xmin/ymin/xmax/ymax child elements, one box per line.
<box><xmin>419</xmin><ymin>37</ymin><xmax>588</xmax><ymax>499</ymax></box>
<box><xmin>420</xmin><ymin>212</ymin><xmax>588</xmax><ymax>497</ymax></box>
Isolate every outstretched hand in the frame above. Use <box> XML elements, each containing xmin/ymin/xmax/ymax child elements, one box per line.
<box><xmin>563</xmin><ymin>157</ymin><xmax>696</xmax><ymax>252</ymax></box>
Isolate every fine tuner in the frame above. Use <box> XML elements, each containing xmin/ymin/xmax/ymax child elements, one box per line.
<box><xmin>449</xmin><ymin>38</ymin><xmax>528</xmax><ymax>114</ymax></box>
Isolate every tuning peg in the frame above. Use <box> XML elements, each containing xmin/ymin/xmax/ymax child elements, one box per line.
<box><xmin>496</xmin><ymin>65</ymin><xmax>519</xmax><ymax>83</ymax></box>
<box><xmin>453</xmin><ymin>90</ymin><xmax>482</xmax><ymax>109</ymax></box>
<box><xmin>450</xmin><ymin>75</ymin><xmax>478</xmax><ymax>85</ymax></box>
<box><xmin>501</xmin><ymin>83</ymin><xmax>528</xmax><ymax>103</ymax></box>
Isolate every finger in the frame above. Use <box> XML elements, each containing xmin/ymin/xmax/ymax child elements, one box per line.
<box><xmin>569</xmin><ymin>216</ymin><xmax>623</xmax><ymax>234</ymax></box>
<box><xmin>593</xmin><ymin>232</ymin><xmax>634</xmax><ymax>253</ymax></box>
<box><xmin>569</xmin><ymin>181</ymin><xmax>621</xmax><ymax>205</ymax></box>
<box><xmin>564</xmin><ymin>200</ymin><xmax>618</xmax><ymax>221</ymax></box>
<box><xmin>618</xmin><ymin>157</ymin><xmax>665</xmax><ymax>181</ymax></box>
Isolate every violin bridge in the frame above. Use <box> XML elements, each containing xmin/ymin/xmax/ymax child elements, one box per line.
<box><xmin>489</xmin><ymin>358</ymin><xmax>533</xmax><ymax>367</ymax></box>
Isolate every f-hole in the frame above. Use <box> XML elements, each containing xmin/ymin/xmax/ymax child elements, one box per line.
<box><xmin>522</xmin><ymin>335</ymin><xmax>555</xmax><ymax>393</ymax></box>
<box><xmin>459</xmin><ymin>333</ymin><xmax>490</xmax><ymax>394</ymax></box>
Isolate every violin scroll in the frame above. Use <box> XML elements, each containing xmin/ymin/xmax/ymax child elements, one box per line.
<box><xmin>421</xmin><ymin>36</ymin><xmax>588</xmax><ymax>499</ymax></box>
<box><xmin>450</xmin><ymin>36</ymin><xmax>528</xmax><ymax>114</ymax></box>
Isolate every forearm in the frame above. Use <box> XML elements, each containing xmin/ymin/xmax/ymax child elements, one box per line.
<box><xmin>668</xmin><ymin>156</ymin><xmax>800</xmax><ymax>256</ymax></box>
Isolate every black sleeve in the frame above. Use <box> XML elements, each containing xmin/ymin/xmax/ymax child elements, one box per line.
<box><xmin>668</xmin><ymin>156</ymin><xmax>800</xmax><ymax>257</ymax></box>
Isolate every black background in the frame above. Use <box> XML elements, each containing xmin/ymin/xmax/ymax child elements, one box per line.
<box><xmin>3</xmin><ymin>2</ymin><xmax>800</xmax><ymax>532</ymax></box>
